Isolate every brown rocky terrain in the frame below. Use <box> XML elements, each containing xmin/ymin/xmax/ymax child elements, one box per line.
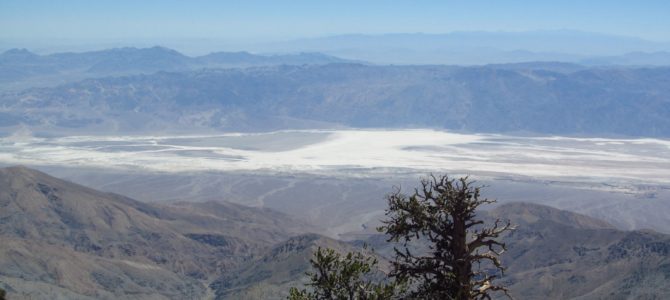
<box><xmin>492</xmin><ymin>203</ymin><xmax>670</xmax><ymax>299</ymax></box>
<box><xmin>0</xmin><ymin>166</ymin><xmax>308</xmax><ymax>299</ymax></box>
<box><xmin>1</xmin><ymin>166</ymin><xmax>669</xmax><ymax>299</ymax></box>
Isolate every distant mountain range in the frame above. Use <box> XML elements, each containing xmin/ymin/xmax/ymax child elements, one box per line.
<box><xmin>2</xmin><ymin>167</ymin><xmax>668</xmax><ymax>299</ymax></box>
<box><xmin>260</xmin><ymin>31</ymin><xmax>670</xmax><ymax>65</ymax></box>
<box><xmin>2</xmin><ymin>63</ymin><xmax>669</xmax><ymax>137</ymax></box>
<box><xmin>0</xmin><ymin>47</ymin><xmax>354</xmax><ymax>91</ymax></box>
<box><xmin>3</xmin><ymin>33</ymin><xmax>670</xmax><ymax>92</ymax></box>
<box><xmin>6</xmin><ymin>31</ymin><xmax>670</xmax><ymax>66</ymax></box>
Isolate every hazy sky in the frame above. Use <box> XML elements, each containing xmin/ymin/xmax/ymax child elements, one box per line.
<box><xmin>1</xmin><ymin>0</ymin><xmax>669</xmax><ymax>41</ymax></box>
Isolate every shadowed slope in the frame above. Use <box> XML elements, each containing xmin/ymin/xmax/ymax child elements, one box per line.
<box><xmin>210</xmin><ymin>233</ymin><xmax>389</xmax><ymax>300</ymax></box>
<box><xmin>0</xmin><ymin>166</ymin><xmax>308</xmax><ymax>299</ymax></box>
<box><xmin>356</xmin><ymin>202</ymin><xmax>670</xmax><ymax>299</ymax></box>
<box><xmin>489</xmin><ymin>203</ymin><xmax>670</xmax><ymax>299</ymax></box>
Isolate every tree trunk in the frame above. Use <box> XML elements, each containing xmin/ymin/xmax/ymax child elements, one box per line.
<box><xmin>453</xmin><ymin>213</ymin><xmax>471</xmax><ymax>300</ymax></box>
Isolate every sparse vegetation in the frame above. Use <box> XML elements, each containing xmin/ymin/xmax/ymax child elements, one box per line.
<box><xmin>288</xmin><ymin>247</ymin><xmax>401</xmax><ymax>300</ymax></box>
<box><xmin>380</xmin><ymin>175</ymin><xmax>514</xmax><ymax>299</ymax></box>
<box><xmin>289</xmin><ymin>174</ymin><xmax>514</xmax><ymax>299</ymax></box>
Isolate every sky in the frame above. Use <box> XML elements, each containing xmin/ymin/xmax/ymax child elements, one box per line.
<box><xmin>1</xmin><ymin>0</ymin><xmax>669</xmax><ymax>42</ymax></box>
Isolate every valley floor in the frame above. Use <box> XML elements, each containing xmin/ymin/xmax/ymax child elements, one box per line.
<box><xmin>2</xmin><ymin>129</ymin><xmax>668</xmax><ymax>236</ymax></box>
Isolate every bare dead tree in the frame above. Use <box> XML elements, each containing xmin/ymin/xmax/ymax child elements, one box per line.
<box><xmin>378</xmin><ymin>174</ymin><xmax>514</xmax><ymax>300</ymax></box>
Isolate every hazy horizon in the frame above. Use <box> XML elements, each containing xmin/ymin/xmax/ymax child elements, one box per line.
<box><xmin>3</xmin><ymin>0</ymin><xmax>670</xmax><ymax>57</ymax></box>
<box><xmin>2</xmin><ymin>29</ymin><xmax>669</xmax><ymax>55</ymax></box>
<box><xmin>3</xmin><ymin>1</ymin><xmax>669</xmax><ymax>39</ymax></box>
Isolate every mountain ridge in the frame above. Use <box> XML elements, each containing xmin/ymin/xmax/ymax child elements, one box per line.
<box><xmin>0</xmin><ymin>46</ymin><xmax>356</xmax><ymax>91</ymax></box>
<box><xmin>263</xmin><ymin>31</ymin><xmax>670</xmax><ymax>65</ymax></box>
<box><xmin>0</xmin><ymin>165</ymin><xmax>310</xmax><ymax>299</ymax></box>
<box><xmin>2</xmin><ymin>63</ymin><xmax>669</xmax><ymax>137</ymax></box>
<box><xmin>1</xmin><ymin>166</ymin><xmax>669</xmax><ymax>299</ymax></box>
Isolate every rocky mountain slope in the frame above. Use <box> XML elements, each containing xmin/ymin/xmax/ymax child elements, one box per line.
<box><xmin>490</xmin><ymin>203</ymin><xmax>670</xmax><ymax>299</ymax></box>
<box><xmin>358</xmin><ymin>203</ymin><xmax>670</xmax><ymax>300</ymax></box>
<box><xmin>0</xmin><ymin>166</ymin><xmax>308</xmax><ymax>299</ymax></box>
<box><xmin>210</xmin><ymin>233</ymin><xmax>378</xmax><ymax>300</ymax></box>
<box><xmin>207</xmin><ymin>202</ymin><xmax>670</xmax><ymax>300</ymax></box>
<box><xmin>1</xmin><ymin>167</ymin><xmax>668</xmax><ymax>299</ymax></box>
<box><xmin>2</xmin><ymin>63</ymin><xmax>669</xmax><ymax>136</ymax></box>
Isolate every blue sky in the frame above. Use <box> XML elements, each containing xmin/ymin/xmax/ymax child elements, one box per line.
<box><xmin>1</xmin><ymin>0</ymin><xmax>669</xmax><ymax>41</ymax></box>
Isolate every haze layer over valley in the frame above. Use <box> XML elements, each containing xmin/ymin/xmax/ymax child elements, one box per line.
<box><xmin>1</xmin><ymin>45</ymin><xmax>670</xmax><ymax>242</ymax></box>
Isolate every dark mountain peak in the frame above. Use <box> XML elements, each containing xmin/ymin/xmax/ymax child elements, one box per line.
<box><xmin>143</xmin><ymin>46</ymin><xmax>186</xmax><ymax>57</ymax></box>
<box><xmin>0</xmin><ymin>48</ymin><xmax>41</xmax><ymax>64</ymax></box>
<box><xmin>201</xmin><ymin>50</ymin><xmax>255</xmax><ymax>58</ymax></box>
<box><xmin>148</xmin><ymin>45</ymin><xmax>176</xmax><ymax>51</ymax></box>
<box><xmin>85</xmin><ymin>46</ymin><xmax>189</xmax><ymax>73</ymax></box>
<box><xmin>489</xmin><ymin>202</ymin><xmax>615</xmax><ymax>230</ymax></box>
<box><xmin>1</xmin><ymin>48</ymin><xmax>38</xmax><ymax>57</ymax></box>
<box><xmin>93</xmin><ymin>46</ymin><xmax>187</xmax><ymax>61</ymax></box>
